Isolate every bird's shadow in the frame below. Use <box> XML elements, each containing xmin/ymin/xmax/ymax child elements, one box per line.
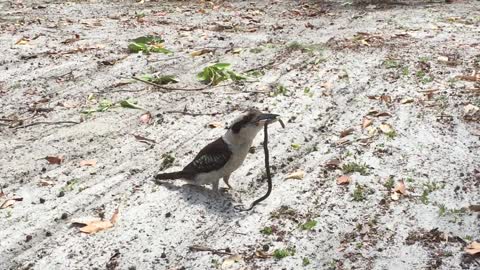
<box><xmin>156</xmin><ymin>181</ymin><xmax>249</xmax><ymax>217</ymax></box>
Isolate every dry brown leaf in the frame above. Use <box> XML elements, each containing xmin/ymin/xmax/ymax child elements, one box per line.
<box><xmin>286</xmin><ymin>170</ymin><xmax>305</xmax><ymax>180</ymax></box>
<box><xmin>60</xmin><ymin>100</ymin><xmax>79</xmax><ymax>108</ymax></box>
<box><xmin>390</xmin><ymin>192</ymin><xmax>400</xmax><ymax>201</ymax></box>
<box><xmin>255</xmin><ymin>250</ymin><xmax>271</xmax><ymax>258</ymax></box>
<box><xmin>79</xmin><ymin>220</ymin><xmax>113</xmax><ymax>234</ymax></box>
<box><xmin>375</xmin><ymin>112</ymin><xmax>392</xmax><ymax>117</ymax></box>
<box><xmin>77</xmin><ymin>208</ymin><xmax>118</xmax><ymax>234</ymax></box>
<box><xmin>366</xmin><ymin>126</ymin><xmax>377</xmax><ymax>136</ymax></box>
<box><xmin>110</xmin><ymin>208</ymin><xmax>119</xmax><ymax>225</ymax></box>
<box><xmin>46</xmin><ymin>156</ymin><xmax>64</xmax><ymax>165</ymax></box>
<box><xmin>437</xmin><ymin>56</ymin><xmax>449</xmax><ymax>63</ymax></box>
<box><xmin>0</xmin><ymin>189</ymin><xmax>4</xmax><ymax>198</ymax></box>
<box><xmin>400</xmin><ymin>97</ymin><xmax>414</xmax><ymax>104</ymax></box>
<box><xmin>321</xmin><ymin>81</ymin><xmax>333</xmax><ymax>91</ymax></box>
<box><xmin>362</xmin><ymin>118</ymin><xmax>373</xmax><ymax>129</ymax></box>
<box><xmin>379</xmin><ymin>124</ymin><xmax>394</xmax><ymax>134</ymax></box>
<box><xmin>208</xmin><ymin>121</ymin><xmax>223</xmax><ymax>128</ymax></box>
<box><xmin>464</xmin><ymin>104</ymin><xmax>479</xmax><ymax>119</ymax></box>
<box><xmin>0</xmin><ymin>199</ymin><xmax>15</xmax><ymax>209</ymax></box>
<box><xmin>325</xmin><ymin>159</ymin><xmax>341</xmax><ymax>170</ymax></box>
<box><xmin>221</xmin><ymin>254</ymin><xmax>243</xmax><ymax>269</ymax></box>
<box><xmin>468</xmin><ymin>205</ymin><xmax>480</xmax><ymax>212</ymax></box>
<box><xmin>336</xmin><ymin>175</ymin><xmax>351</xmax><ymax>185</ymax></box>
<box><xmin>464</xmin><ymin>241</ymin><xmax>480</xmax><ymax>255</ymax></box>
<box><xmin>16</xmin><ymin>38</ymin><xmax>29</xmax><ymax>45</ymax></box>
<box><xmin>71</xmin><ymin>217</ymin><xmax>102</xmax><ymax>225</ymax></box>
<box><xmin>393</xmin><ymin>180</ymin><xmax>406</xmax><ymax>194</ymax></box>
<box><xmin>80</xmin><ymin>160</ymin><xmax>97</xmax><ymax>167</ymax></box>
<box><xmin>190</xmin><ymin>49</ymin><xmax>213</xmax><ymax>57</ymax></box>
<box><xmin>139</xmin><ymin>112</ymin><xmax>153</xmax><ymax>124</ymax></box>
<box><xmin>340</xmin><ymin>128</ymin><xmax>355</xmax><ymax>138</ymax></box>
<box><xmin>133</xmin><ymin>134</ymin><xmax>156</xmax><ymax>144</ymax></box>
<box><xmin>39</xmin><ymin>179</ymin><xmax>55</xmax><ymax>186</ymax></box>
<box><xmin>379</xmin><ymin>95</ymin><xmax>392</xmax><ymax>103</ymax></box>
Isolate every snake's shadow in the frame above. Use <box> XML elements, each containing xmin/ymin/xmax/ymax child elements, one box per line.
<box><xmin>157</xmin><ymin>181</ymin><xmax>246</xmax><ymax>216</ymax></box>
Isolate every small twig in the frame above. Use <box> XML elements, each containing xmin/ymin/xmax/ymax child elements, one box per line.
<box><xmin>164</xmin><ymin>110</ymin><xmax>223</xmax><ymax>117</ymax></box>
<box><xmin>188</xmin><ymin>245</ymin><xmax>233</xmax><ymax>256</ymax></box>
<box><xmin>241</xmin><ymin>60</ymin><xmax>276</xmax><ymax>74</ymax></box>
<box><xmin>131</xmin><ymin>77</ymin><xmax>209</xmax><ymax>92</ymax></box>
<box><xmin>15</xmin><ymin>121</ymin><xmax>80</xmax><ymax>129</ymax></box>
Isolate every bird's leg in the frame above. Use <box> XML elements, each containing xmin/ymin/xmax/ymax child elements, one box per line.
<box><xmin>223</xmin><ymin>174</ymin><xmax>232</xmax><ymax>189</ymax></box>
<box><xmin>212</xmin><ymin>178</ymin><xmax>220</xmax><ymax>194</ymax></box>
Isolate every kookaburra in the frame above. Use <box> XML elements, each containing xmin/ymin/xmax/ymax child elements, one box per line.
<box><xmin>155</xmin><ymin>109</ymin><xmax>279</xmax><ymax>192</ymax></box>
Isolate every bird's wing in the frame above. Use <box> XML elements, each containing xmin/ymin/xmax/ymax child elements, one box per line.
<box><xmin>183</xmin><ymin>137</ymin><xmax>231</xmax><ymax>173</ymax></box>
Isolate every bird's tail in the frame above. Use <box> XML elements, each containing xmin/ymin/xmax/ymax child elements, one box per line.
<box><xmin>154</xmin><ymin>171</ymin><xmax>190</xmax><ymax>181</ymax></box>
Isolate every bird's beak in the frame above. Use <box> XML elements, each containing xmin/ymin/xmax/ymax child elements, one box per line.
<box><xmin>255</xmin><ymin>113</ymin><xmax>280</xmax><ymax>125</ymax></box>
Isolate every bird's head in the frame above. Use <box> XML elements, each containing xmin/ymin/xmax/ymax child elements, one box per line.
<box><xmin>224</xmin><ymin>109</ymin><xmax>279</xmax><ymax>145</ymax></box>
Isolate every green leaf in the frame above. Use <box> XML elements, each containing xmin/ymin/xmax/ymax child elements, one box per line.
<box><xmin>128</xmin><ymin>35</ymin><xmax>171</xmax><ymax>54</ymax></box>
<box><xmin>120</xmin><ymin>99</ymin><xmax>143</xmax><ymax>110</ymax></box>
<box><xmin>260</xmin><ymin>226</ymin><xmax>273</xmax><ymax>235</ymax></box>
<box><xmin>132</xmin><ymin>35</ymin><xmax>164</xmax><ymax>44</ymax></box>
<box><xmin>273</xmin><ymin>248</ymin><xmax>295</xmax><ymax>259</ymax></box>
<box><xmin>197</xmin><ymin>63</ymin><xmax>245</xmax><ymax>85</ymax></box>
<box><xmin>213</xmin><ymin>63</ymin><xmax>230</xmax><ymax>69</ymax></box>
<box><xmin>128</xmin><ymin>42</ymin><xmax>149</xmax><ymax>53</ymax></box>
<box><xmin>291</xmin><ymin>143</ymin><xmax>301</xmax><ymax>150</ymax></box>
<box><xmin>300</xmin><ymin>220</ymin><xmax>317</xmax><ymax>230</ymax></box>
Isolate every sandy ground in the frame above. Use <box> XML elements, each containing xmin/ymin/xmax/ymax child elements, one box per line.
<box><xmin>0</xmin><ymin>0</ymin><xmax>479</xmax><ymax>269</ymax></box>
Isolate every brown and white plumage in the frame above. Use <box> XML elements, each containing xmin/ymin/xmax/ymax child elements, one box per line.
<box><xmin>154</xmin><ymin>109</ymin><xmax>279</xmax><ymax>192</ymax></box>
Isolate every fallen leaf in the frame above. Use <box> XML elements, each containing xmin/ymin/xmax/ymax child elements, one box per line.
<box><xmin>191</xmin><ymin>49</ymin><xmax>213</xmax><ymax>57</ymax></box>
<box><xmin>139</xmin><ymin>112</ymin><xmax>153</xmax><ymax>124</ymax></box>
<box><xmin>255</xmin><ymin>250</ymin><xmax>271</xmax><ymax>258</ymax></box>
<box><xmin>325</xmin><ymin>159</ymin><xmax>341</xmax><ymax>170</ymax></box>
<box><xmin>400</xmin><ymin>97</ymin><xmax>414</xmax><ymax>104</ymax></box>
<box><xmin>374</xmin><ymin>112</ymin><xmax>392</xmax><ymax>117</ymax></box>
<box><xmin>80</xmin><ymin>160</ymin><xmax>97</xmax><ymax>167</ymax></box>
<box><xmin>464</xmin><ymin>104</ymin><xmax>479</xmax><ymax>119</ymax></box>
<box><xmin>15</xmin><ymin>38</ymin><xmax>30</xmax><ymax>45</ymax></box>
<box><xmin>39</xmin><ymin>179</ymin><xmax>55</xmax><ymax>186</ymax></box>
<box><xmin>379</xmin><ymin>95</ymin><xmax>392</xmax><ymax>103</ymax></box>
<box><xmin>0</xmin><ymin>199</ymin><xmax>15</xmax><ymax>209</ymax></box>
<box><xmin>221</xmin><ymin>254</ymin><xmax>243</xmax><ymax>269</ymax></box>
<box><xmin>437</xmin><ymin>56</ymin><xmax>449</xmax><ymax>63</ymax></box>
<box><xmin>362</xmin><ymin>118</ymin><xmax>373</xmax><ymax>129</ymax></box>
<box><xmin>76</xmin><ymin>208</ymin><xmax>118</xmax><ymax>234</ymax></box>
<box><xmin>133</xmin><ymin>134</ymin><xmax>156</xmax><ymax>144</ymax></box>
<box><xmin>390</xmin><ymin>192</ymin><xmax>400</xmax><ymax>201</ymax></box>
<box><xmin>336</xmin><ymin>175</ymin><xmax>351</xmax><ymax>185</ymax></box>
<box><xmin>60</xmin><ymin>100</ymin><xmax>79</xmax><ymax>108</ymax></box>
<box><xmin>79</xmin><ymin>220</ymin><xmax>114</xmax><ymax>234</ymax></box>
<box><xmin>378</xmin><ymin>124</ymin><xmax>394</xmax><ymax>134</ymax></box>
<box><xmin>208</xmin><ymin>121</ymin><xmax>223</xmax><ymax>128</ymax></box>
<box><xmin>393</xmin><ymin>180</ymin><xmax>406</xmax><ymax>194</ymax></box>
<box><xmin>469</xmin><ymin>205</ymin><xmax>480</xmax><ymax>212</ymax></box>
<box><xmin>46</xmin><ymin>156</ymin><xmax>64</xmax><ymax>165</ymax></box>
<box><xmin>286</xmin><ymin>170</ymin><xmax>305</xmax><ymax>180</ymax></box>
<box><xmin>366</xmin><ymin>126</ymin><xmax>377</xmax><ymax>136</ymax></box>
<box><xmin>465</xmin><ymin>241</ymin><xmax>480</xmax><ymax>255</ymax></box>
<box><xmin>367</xmin><ymin>110</ymin><xmax>391</xmax><ymax>117</ymax></box>
<box><xmin>71</xmin><ymin>217</ymin><xmax>102</xmax><ymax>225</ymax></box>
<box><xmin>340</xmin><ymin>128</ymin><xmax>355</xmax><ymax>138</ymax></box>
<box><xmin>110</xmin><ymin>208</ymin><xmax>119</xmax><ymax>224</ymax></box>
